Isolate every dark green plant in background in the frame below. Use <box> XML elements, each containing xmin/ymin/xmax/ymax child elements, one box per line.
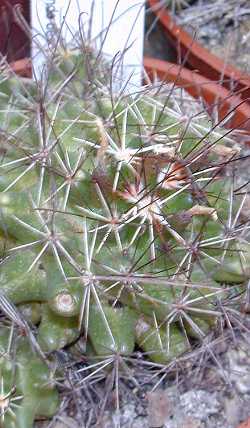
<box><xmin>0</xmin><ymin>41</ymin><xmax>249</xmax><ymax>426</ymax></box>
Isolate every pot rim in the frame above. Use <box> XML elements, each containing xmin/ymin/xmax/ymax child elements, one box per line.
<box><xmin>148</xmin><ymin>0</ymin><xmax>250</xmax><ymax>101</ymax></box>
<box><xmin>10</xmin><ymin>58</ymin><xmax>32</xmax><ymax>77</ymax></box>
<box><xmin>144</xmin><ymin>56</ymin><xmax>250</xmax><ymax>135</ymax></box>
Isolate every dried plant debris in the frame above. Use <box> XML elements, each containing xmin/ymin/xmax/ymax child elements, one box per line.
<box><xmin>175</xmin><ymin>0</ymin><xmax>250</xmax><ymax>72</ymax></box>
<box><xmin>146</xmin><ymin>0</ymin><xmax>250</xmax><ymax>71</ymax></box>
<box><xmin>0</xmin><ymin>18</ymin><xmax>250</xmax><ymax>428</ymax></box>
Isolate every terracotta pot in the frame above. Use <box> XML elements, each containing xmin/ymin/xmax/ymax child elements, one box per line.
<box><xmin>10</xmin><ymin>57</ymin><xmax>31</xmax><ymax>77</ymax></box>
<box><xmin>148</xmin><ymin>0</ymin><xmax>250</xmax><ymax>101</ymax></box>
<box><xmin>237</xmin><ymin>418</ymin><xmax>250</xmax><ymax>428</ymax></box>
<box><xmin>0</xmin><ymin>0</ymin><xmax>30</xmax><ymax>62</ymax></box>
<box><xmin>144</xmin><ymin>57</ymin><xmax>250</xmax><ymax>134</ymax></box>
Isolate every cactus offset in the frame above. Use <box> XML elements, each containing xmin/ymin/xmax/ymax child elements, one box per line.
<box><xmin>0</xmin><ymin>326</ymin><xmax>59</xmax><ymax>428</ymax></box>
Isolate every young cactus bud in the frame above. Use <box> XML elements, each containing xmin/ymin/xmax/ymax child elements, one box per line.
<box><xmin>37</xmin><ymin>305</ymin><xmax>80</xmax><ymax>352</ymax></box>
<box><xmin>48</xmin><ymin>289</ymin><xmax>80</xmax><ymax>317</ymax></box>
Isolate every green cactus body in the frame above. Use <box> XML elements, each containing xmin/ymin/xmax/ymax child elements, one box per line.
<box><xmin>0</xmin><ymin>192</ymin><xmax>41</xmax><ymax>243</ymax></box>
<box><xmin>18</xmin><ymin>302</ymin><xmax>42</xmax><ymax>325</ymax></box>
<box><xmin>135</xmin><ymin>316</ymin><xmax>189</xmax><ymax>364</ymax></box>
<box><xmin>88</xmin><ymin>304</ymin><xmax>137</xmax><ymax>356</ymax></box>
<box><xmin>0</xmin><ymin>328</ymin><xmax>59</xmax><ymax>428</ymax></box>
<box><xmin>210</xmin><ymin>242</ymin><xmax>250</xmax><ymax>283</ymax></box>
<box><xmin>37</xmin><ymin>305</ymin><xmax>80</xmax><ymax>352</ymax></box>
<box><xmin>0</xmin><ymin>252</ymin><xmax>47</xmax><ymax>304</ymax></box>
<box><xmin>43</xmin><ymin>257</ymin><xmax>83</xmax><ymax>316</ymax></box>
<box><xmin>0</xmin><ymin>37</ymin><xmax>248</xmax><ymax>426</ymax></box>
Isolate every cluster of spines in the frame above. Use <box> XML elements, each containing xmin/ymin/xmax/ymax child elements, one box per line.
<box><xmin>0</xmin><ymin>43</ymin><xmax>249</xmax><ymax>425</ymax></box>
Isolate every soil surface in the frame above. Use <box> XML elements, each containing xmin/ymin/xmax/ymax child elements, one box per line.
<box><xmin>37</xmin><ymin>330</ymin><xmax>250</xmax><ymax>428</ymax></box>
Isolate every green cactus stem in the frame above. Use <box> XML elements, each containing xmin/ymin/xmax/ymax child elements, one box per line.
<box><xmin>0</xmin><ymin>327</ymin><xmax>59</xmax><ymax>428</ymax></box>
<box><xmin>88</xmin><ymin>304</ymin><xmax>137</xmax><ymax>356</ymax></box>
<box><xmin>135</xmin><ymin>316</ymin><xmax>189</xmax><ymax>365</ymax></box>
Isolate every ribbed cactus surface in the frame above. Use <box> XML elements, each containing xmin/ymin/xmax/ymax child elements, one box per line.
<box><xmin>0</xmin><ymin>47</ymin><xmax>248</xmax><ymax>426</ymax></box>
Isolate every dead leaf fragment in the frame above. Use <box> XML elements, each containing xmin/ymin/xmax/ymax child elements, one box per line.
<box><xmin>187</xmin><ymin>205</ymin><xmax>218</xmax><ymax>221</ymax></box>
<box><xmin>211</xmin><ymin>144</ymin><xmax>240</xmax><ymax>158</ymax></box>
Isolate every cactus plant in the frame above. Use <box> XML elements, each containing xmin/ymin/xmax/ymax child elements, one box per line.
<box><xmin>0</xmin><ymin>326</ymin><xmax>59</xmax><ymax>428</ymax></box>
<box><xmin>0</xmin><ymin>34</ymin><xmax>249</xmax><ymax>425</ymax></box>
